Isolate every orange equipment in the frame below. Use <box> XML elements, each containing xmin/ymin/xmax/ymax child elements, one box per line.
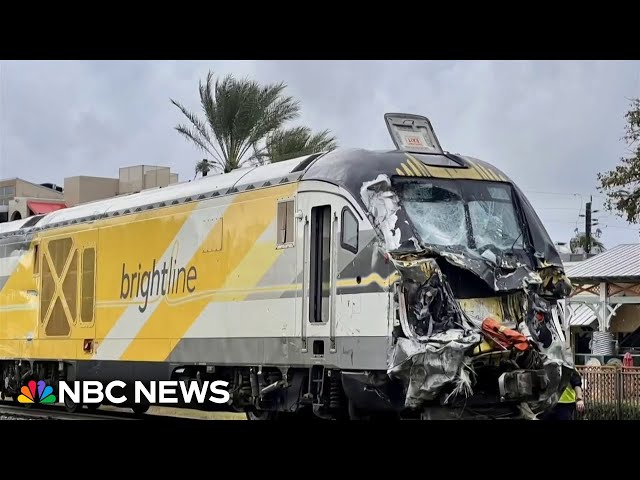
<box><xmin>481</xmin><ymin>318</ymin><xmax>530</xmax><ymax>352</ymax></box>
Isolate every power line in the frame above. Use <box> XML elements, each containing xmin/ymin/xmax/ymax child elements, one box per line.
<box><xmin>522</xmin><ymin>190</ymin><xmax>607</xmax><ymax>199</ymax></box>
<box><xmin>516</xmin><ymin>188</ymin><xmax>640</xmax><ymax>238</ymax></box>
<box><xmin>524</xmin><ymin>192</ymin><xmax>637</xmax><ymax>225</ymax></box>
<box><xmin>535</xmin><ymin>207</ymin><xmax>584</xmax><ymax>211</ymax></box>
<box><xmin>601</xmin><ymin>224</ymin><xmax>640</xmax><ymax>230</ymax></box>
<box><xmin>543</xmin><ymin>220</ymin><xmax>639</xmax><ymax>230</ymax></box>
<box><xmin>544</xmin><ymin>220</ymin><xmax>586</xmax><ymax>224</ymax></box>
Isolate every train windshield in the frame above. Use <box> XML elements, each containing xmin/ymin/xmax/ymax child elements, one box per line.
<box><xmin>393</xmin><ymin>178</ymin><xmax>526</xmax><ymax>254</ymax></box>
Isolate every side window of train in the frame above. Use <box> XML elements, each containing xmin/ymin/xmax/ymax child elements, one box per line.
<box><xmin>33</xmin><ymin>243</ymin><xmax>40</xmax><ymax>275</ymax></box>
<box><xmin>277</xmin><ymin>199</ymin><xmax>295</xmax><ymax>248</ymax></box>
<box><xmin>80</xmin><ymin>247</ymin><xmax>96</xmax><ymax>325</ymax></box>
<box><xmin>341</xmin><ymin>207</ymin><xmax>358</xmax><ymax>254</ymax></box>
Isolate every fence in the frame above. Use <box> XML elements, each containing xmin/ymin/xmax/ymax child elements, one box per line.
<box><xmin>575</xmin><ymin>365</ymin><xmax>640</xmax><ymax>420</ymax></box>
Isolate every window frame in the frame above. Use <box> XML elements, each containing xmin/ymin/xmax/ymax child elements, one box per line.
<box><xmin>340</xmin><ymin>206</ymin><xmax>359</xmax><ymax>254</ymax></box>
<box><xmin>309</xmin><ymin>204</ymin><xmax>332</xmax><ymax>324</ymax></box>
<box><xmin>391</xmin><ymin>176</ymin><xmax>533</xmax><ymax>258</ymax></box>
<box><xmin>0</xmin><ymin>186</ymin><xmax>15</xmax><ymax>197</ymax></box>
<box><xmin>276</xmin><ymin>198</ymin><xmax>296</xmax><ymax>249</ymax></box>
<box><xmin>79</xmin><ymin>246</ymin><xmax>96</xmax><ymax>327</ymax></box>
<box><xmin>33</xmin><ymin>242</ymin><xmax>40</xmax><ymax>276</ymax></box>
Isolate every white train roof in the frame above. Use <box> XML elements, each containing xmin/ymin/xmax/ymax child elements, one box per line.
<box><xmin>0</xmin><ymin>153</ymin><xmax>323</xmax><ymax>238</ymax></box>
<box><xmin>0</xmin><ymin>217</ymin><xmax>32</xmax><ymax>235</ymax></box>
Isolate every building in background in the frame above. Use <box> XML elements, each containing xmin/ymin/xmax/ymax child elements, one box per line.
<box><xmin>554</xmin><ymin>241</ymin><xmax>598</xmax><ymax>265</ymax></box>
<box><xmin>63</xmin><ymin>165</ymin><xmax>179</xmax><ymax>207</ymax></box>
<box><xmin>118</xmin><ymin>165</ymin><xmax>179</xmax><ymax>196</ymax></box>
<box><xmin>63</xmin><ymin>175</ymin><xmax>119</xmax><ymax>208</ymax></box>
<box><xmin>562</xmin><ymin>244</ymin><xmax>640</xmax><ymax>366</ymax></box>
<box><xmin>0</xmin><ymin>178</ymin><xmax>66</xmax><ymax>223</ymax></box>
<box><xmin>1</xmin><ymin>164</ymin><xmax>179</xmax><ymax>223</ymax></box>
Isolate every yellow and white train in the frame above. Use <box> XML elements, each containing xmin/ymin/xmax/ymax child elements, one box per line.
<box><xmin>0</xmin><ymin>113</ymin><xmax>576</xmax><ymax>419</ymax></box>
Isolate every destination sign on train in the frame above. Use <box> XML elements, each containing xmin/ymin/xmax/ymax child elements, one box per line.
<box><xmin>384</xmin><ymin>112</ymin><xmax>444</xmax><ymax>155</ymax></box>
<box><xmin>397</xmin><ymin>129</ymin><xmax>438</xmax><ymax>152</ymax></box>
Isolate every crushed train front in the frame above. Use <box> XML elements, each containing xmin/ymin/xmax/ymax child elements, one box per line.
<box><xmin>361</xmin><ymin>170</ymin><xmax>578</xmax><ymax>419</ymax></box>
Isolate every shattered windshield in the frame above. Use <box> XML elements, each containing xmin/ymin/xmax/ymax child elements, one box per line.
<box><xmin>393</xmin><ymin>178</ymin><xmax>526</xmax><ymax>254</ymax></box>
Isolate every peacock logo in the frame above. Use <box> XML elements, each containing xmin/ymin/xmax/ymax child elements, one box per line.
<box><xmin>18</xmin><ymin>380</ymin><xmax>57</xmax><ymax>404</ymax></box>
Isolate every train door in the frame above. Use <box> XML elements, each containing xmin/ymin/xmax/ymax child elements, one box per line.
<box><xmin>297</xmin><ymin>191</ymin><xmax>341</xmax><ymax>357</ymax></box>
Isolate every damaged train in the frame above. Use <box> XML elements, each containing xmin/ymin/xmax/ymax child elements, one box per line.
<box><xmin>0</xmin><ymin>113</ymin><xmax>577</xmax><ymax>420</ymax></box>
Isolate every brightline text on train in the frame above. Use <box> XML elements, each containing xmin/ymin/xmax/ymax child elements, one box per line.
<box><xmin>58</xmin><ymin>380</ymin><xmax>230</xmax><ymax>405</ymax></box>
<box><xmin>120</xmin><ymin>257</ymin><xmax>198</xmax><ymax>313</ymax></box>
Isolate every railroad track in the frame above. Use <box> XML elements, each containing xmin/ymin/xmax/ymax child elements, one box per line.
<box><xmin>0</xmin><ymin>401</ymin><xmax>205</xmax><ymax>421</ymax></box>
<box><xmin>0</xmin><ymin>401</ymin><xmax>145</xmax><ymax>420</ymax></box>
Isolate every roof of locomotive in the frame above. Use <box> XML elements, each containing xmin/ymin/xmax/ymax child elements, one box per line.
<box><xmin>300</xmin><ymin>148</ymin><xmax>513</xmax><ymax>197</ymax></box>
<box><xmin>0</xmin><ymin>147</ymin><xmax>515</xmax><ymax>240</ymax></box>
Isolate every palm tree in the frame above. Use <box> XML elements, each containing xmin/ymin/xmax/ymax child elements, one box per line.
<box><xmin>253</xmin><ymin>126</ymin><xmax>338</xmax><ymax>164</ymax></box>
<box><xmin>171</xmin><ymin>71</ymin><xmax>301</xmax><ymax>174</ymax></box>
<box><xmin>570</xmin><ymin>230</ymin><xmax>605</xmax><ymax>254</ymax></box>
<box><xmin>194</xmin><ymin>159</ymin><xmax>211</xmax><ymax>179</ymax></box>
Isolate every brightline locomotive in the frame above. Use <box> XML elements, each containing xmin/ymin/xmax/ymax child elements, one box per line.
<box><xmin>0</xmin><ymin>114</ymin><xmax>576</xmax><ymax>420</ymax></box>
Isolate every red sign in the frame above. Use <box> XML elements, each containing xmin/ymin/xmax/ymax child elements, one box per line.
<box><xmin>406</xmin><ymin>135</ymin><xmax>423</xmax><ymax>146</ymax></box>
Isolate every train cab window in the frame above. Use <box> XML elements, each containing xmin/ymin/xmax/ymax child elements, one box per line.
<box><xmin>277</xmin><ymin>199</ymin><xmax>295</xmax><ymax>246</ymax></box>
<box><xmin>340</xmin><ymin>207</ymin><xmax>358</xmax><ymax>254</ymax></box>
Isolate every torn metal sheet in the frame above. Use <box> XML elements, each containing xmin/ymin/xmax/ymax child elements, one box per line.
<box><xmin>438</xmin><ymin>250</ymin><xmax>544</xmax><ymax>292</ymax></box>
<box><xmin>359</xmin><ymin>174</ymin><xmax>402</xmax><ymax>251</ymax></box>
<box><xmin>388</xmin><ymin>332</ymin><xmax>482</xmax><ymax>408</ymax></box>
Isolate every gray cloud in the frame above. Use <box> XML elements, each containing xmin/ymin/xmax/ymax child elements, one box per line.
<box><xmin>1</xmin><ymin>60</ymin><xmax>639</xmax><ymax>247</ymax></box>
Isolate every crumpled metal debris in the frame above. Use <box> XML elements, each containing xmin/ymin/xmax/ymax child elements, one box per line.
<box><xmin>521</xmin><ymin>320</ymin><xmax>577</xmax><ymax>416</ymax></box>
<box><xmin>388</xmin><ymin>257</ymin><xmax>484</xmax><ymax>407</ymax></box>
<box><xmin>387</xmin><ymin>330</ymin><xmax>482</xmax><ymax>408</ymax></box>
<box><xmin>359</xmin><ymin>174</ymin><xmax>402</xmax><ymax>251</ymax></box>
<box><xmin>386</xmin><ymin>253</ymin><xmax>577</xmax><ymax>417</ymax></box>
<box><xmin>404</xmin><ymin>272</ymin><xmax>458</xmax><ymax>337</ymax></box>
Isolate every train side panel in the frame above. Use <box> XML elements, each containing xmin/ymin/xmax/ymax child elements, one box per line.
<box><xmin>0</xmin><ymin>235</ymin><xmax>38</xmax><ymax>359</ymax></box>
<box><xmin>1</xmin><ymin>175</ymin><xmax>397</xmax><ymax>417</ymax></box>
<box><xmin>0</xmin><ymin>202</ymin><xmax>200</xmax><ymax>361</ymax></box>
<box><xmin>96</xmin><ymin>183</ymin><xmax>299</xmax><ymax>365</ymax></box>
<box><xmin>29</xmin><ymin>226</ymin><xmax>99</xmax><ymax>360</ymax></box>
<box><xmin>0</xmin><ymin>180</ymin><xmax>396</xmax><ymax>371</ymax></box>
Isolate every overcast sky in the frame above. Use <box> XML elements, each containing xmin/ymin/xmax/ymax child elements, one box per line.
<box><xmin>1</xmin><ymin>60</ymin><xmax>639</xmax><ymax>247</ymax></box>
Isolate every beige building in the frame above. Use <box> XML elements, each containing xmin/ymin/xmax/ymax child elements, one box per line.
<box><xmin>1</xmin><ymin>164</ymin><xmax>180</xmax><ymax>223</ymax></box>
<box><xmin>0</xmin><ymin>178</ymin><xmax>65</xmax><ymax>222</ymax></box>
<box><xmin>63</xmin><ymin>175</ymin><xmax>120</xmax><ymax>208</ymax></box>
<box><xmin>64</xmin><ymin>165</ymin><xmax>179</xmax><ymax>208</ymax></box>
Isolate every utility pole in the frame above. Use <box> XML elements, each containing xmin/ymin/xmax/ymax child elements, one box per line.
<box><xmin>580</xmin><ymin>195</ymin><xmax>599</xmax><ymax>256</ymax></box>
<box><xmin>585</xmin><ymin>199</ymin><xmax>592</xmax><ymax>254</ymax></box>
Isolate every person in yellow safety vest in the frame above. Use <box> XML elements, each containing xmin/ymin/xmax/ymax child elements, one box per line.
<box><xmin>543</xmin><ymin>371</ymin><xmax>585</xmax><ymax>420</ymax></box>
